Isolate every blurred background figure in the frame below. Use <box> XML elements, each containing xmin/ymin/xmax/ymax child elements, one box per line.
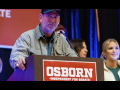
<box><xmin>70</xmin><ymin>39</ymin><xmax>88</xmax><ymax>57</ymax></box>
<box><xmin>55</xmin><ymin>24</ymin><xmax>66</xmax><ymax>33</ymax></box>
<box><xmin>0</xmin><ymin>58</ymin><xmax>3</xmax><ymax>73</ymax></box>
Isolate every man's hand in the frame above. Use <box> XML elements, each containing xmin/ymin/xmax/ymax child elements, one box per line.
<box><xmin>16</xmin><ymin>57</ymin><xmax>26</xmax><ymax>71</ymax></box>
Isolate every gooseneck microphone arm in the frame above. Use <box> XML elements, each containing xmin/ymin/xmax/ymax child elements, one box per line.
<box><xmin>60</xmin><ymin>31</ymin><xmax>79</xmax><ymax>57</ymax></box>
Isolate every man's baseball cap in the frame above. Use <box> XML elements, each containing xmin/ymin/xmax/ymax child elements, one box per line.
<box><xmin>41</xmin><ymin>9</ymin><xmax>62</xmax><ymax>16</ymax></box>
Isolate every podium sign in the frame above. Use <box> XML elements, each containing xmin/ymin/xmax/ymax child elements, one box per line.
<box><xmin>8</xmin><ymin>55</ymin><xmax>104</xmax><ymax>81</ymax></box>
<box><xmin>43</xmin><ymin>60</ymin><xmax>97</xmax><ymax>81</ymax></box>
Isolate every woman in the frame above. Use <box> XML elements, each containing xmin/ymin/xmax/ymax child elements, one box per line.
<box><xmin>70</xmin><ymin>39</ymin><xmax>88</xmax><ymax>57</ymax></box>
<box><xmin>100</xmin><ymin>39</ymin><xmax>120</xmax><ymax>81</ymax></box>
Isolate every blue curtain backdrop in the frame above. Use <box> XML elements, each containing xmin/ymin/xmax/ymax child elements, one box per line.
<box><xmin>61</xmin><ymin>9</ymin><xmax>100</xmax><ymax>58</ymax></box>
<box><xmin>90</xmin><ymin>9</ymin><xmax>100</xmax><ymax>58</ymax></box>
<box><xmin>70</xmin><ymin>9</ymin><xmax>81</xmax><ymax>39</ymax></box>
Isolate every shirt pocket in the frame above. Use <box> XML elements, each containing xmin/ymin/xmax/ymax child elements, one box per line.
<box><xmin>55</xmin><ymin>49</ymin><xmax>65</xmax><ymax>56</ymax></box>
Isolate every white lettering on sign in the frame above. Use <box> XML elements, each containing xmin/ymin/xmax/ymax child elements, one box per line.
<box><xmin>76</xmin><ymin>68</ymin><xmax>84</xmax><ymax>77</ymax></box>
<box><xmin>54</xmin><ymin>67</ymin><xmax>60</xmax><ymax>76</ymax></box>
<box><xmin>47</xmin><ymin>67</ymin><xmax>53</xmax><ymax>76</ymax></box>
<box><xmin>69</xmin><ymin>68</ymin><xmax>75</xmax><ymax>77</ymax></box>
<box><xmin>61</xmin><ymin>67</ymin><xmax>68</xmax><ymax>77</ymax></box>
<box><xmin>46</xmin><ymin>67</ymin><xmax>93</xmax><ymax>78</ymax></box>
<box><xmin>0</xmin><ymin>9</ymin><xmax>11</xmax><ymax>18</ymax></box>
<box><xmin>84</xmin><ymin>68</ymin><xmax>93</xmax><ymax>78</ymax></box>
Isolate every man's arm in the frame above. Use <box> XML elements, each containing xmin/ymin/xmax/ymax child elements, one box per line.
<box><xmin>58</xmin><ymin>35</ymin><xmax>78</xmax><ymax>57</ymax></box>
<box><xmin>9</xmin><ymin>33</ymin><xmax>31</xmax><ymax>70</ymax></box>
<box><xmin>64</xmin><ymin>39</ymin><xmax>78</xmax><ymax>57</ymax></box>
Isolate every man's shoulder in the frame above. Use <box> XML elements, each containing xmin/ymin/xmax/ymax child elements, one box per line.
<box><xmin>23</xmin><ymin>29</ymin><xmax>35</xmax><ymax>34</ymax></box>
<box><xmin>55</xmin><ymin>32</ymin><xmax>66</xmax><ymax>39</ymax></box>
<box><xmin>21</xmin><ymin>25</ymin><xmax>40</xmax><ymax>38</ymax></box>
<box><xmin>54</xmin><ymin>32</ymin><xmax>68</xmax><ymax>45</ymax></box>
<box><xmin>21</xmin><ymin>29</ymin><xmax>36</xmax><ymax>37</ymax></box>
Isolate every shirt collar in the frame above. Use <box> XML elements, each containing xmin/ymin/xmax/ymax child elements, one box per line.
<box><xmin>39</xmin><ymin>24</ymin><xmax>45</xmax><ymax>37</ymax></box>
<box><xmin>35</xmin><ymin>24</ymin><xmax>56</xmax><ymax>40</ymax></box>
<box><xmin>104</xmin><ymin>60</ymin><xmax>120</xmax><ymax>71</ymax></box>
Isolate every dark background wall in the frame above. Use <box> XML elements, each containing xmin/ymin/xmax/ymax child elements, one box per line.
<box><xmin>98</xmin><ymin>9</ymin><xmax>120</xmax><ymax>50</ymax></box>
<box><xmin>0</xmin><ymin>9</ymin><xmax>120</xmax><ymax>81</ymax></box>
<box><xmin>0</xmin><ymin>48</ymin><xmax>13</xmax><ymax>81</ymax></box>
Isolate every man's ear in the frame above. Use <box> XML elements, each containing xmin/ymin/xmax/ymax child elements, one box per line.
<box><xmin>39</xmin><ymin>14</ymin><xmax>43</xmax><ymax>23</ymax></box>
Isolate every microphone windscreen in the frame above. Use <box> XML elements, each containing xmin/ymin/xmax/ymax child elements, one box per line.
<box><xmin>60</xmin><ymin>31</ymin><xmax>63</xmax><ymax>34</ymax></box>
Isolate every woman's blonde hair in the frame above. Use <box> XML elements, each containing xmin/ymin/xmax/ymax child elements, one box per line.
<box><xmin>100</xmin><ymin>39</ymin><xmax>120</xmax><ymax>60</ymax></box>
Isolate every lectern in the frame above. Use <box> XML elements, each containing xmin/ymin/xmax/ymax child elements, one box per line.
<box><xmin>7</xmin><ymin>55</ymin><xmax>104</xmax><ymax>81</ymax></box>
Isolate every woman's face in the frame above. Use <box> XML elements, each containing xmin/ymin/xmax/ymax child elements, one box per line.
<box><xmin>104</xmin><ymin>41</ymin><xmax>119</xmax><ymax>60</ymax></box>
<box><xmin>78</xmin><ymin>42</ymin><xmax>88</xmax><ymax>57</ymax></box>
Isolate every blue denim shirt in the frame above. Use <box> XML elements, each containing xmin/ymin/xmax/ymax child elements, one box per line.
<box><xmin>39</xmin><ymin>24</ymin><xmax>55</xmax><ymax>56</ymax></box>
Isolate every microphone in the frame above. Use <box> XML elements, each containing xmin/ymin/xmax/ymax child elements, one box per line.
<box><xmin>60</xmin><ymin>31</ymin><xmax>79</xmax><ymax>57</ymax></box>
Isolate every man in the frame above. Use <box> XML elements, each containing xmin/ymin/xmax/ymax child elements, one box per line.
<box><xmin>9</xmin><ymin>9</ymin><xmax>78</xmax><ymax>71</ymax></box>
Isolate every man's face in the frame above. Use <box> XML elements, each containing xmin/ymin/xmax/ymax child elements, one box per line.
<box><xmin>40</xmin><ymin>11</ymin><xmax>60</xmax><ymax>34</ymax></box>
